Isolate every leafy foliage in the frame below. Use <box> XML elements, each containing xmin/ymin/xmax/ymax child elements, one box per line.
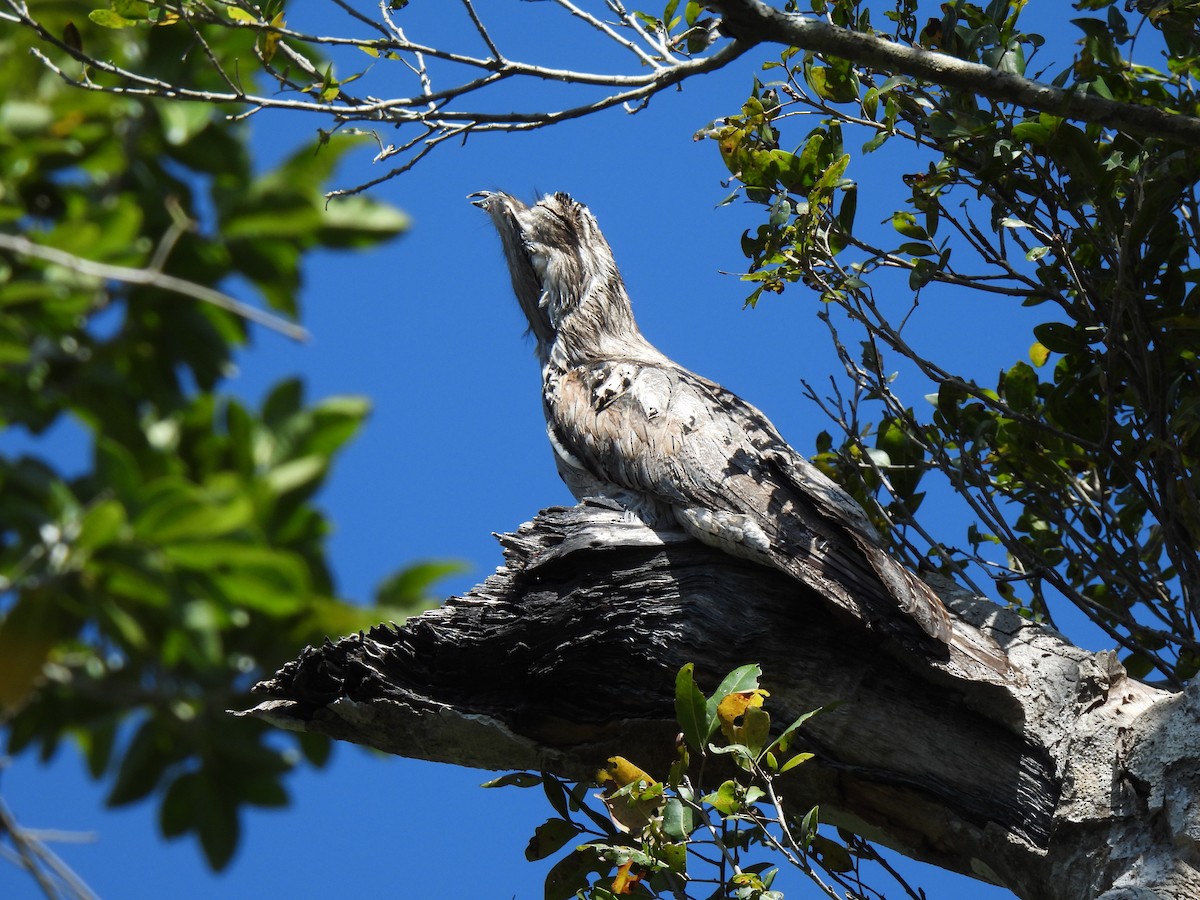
<box><xmin>489</xmin><ymin>665</ymin><xmax>874</xmax><ymax>900</ymax></box>
<box><xmin>0</xmin><ymin>1</ymin><xmax>427</xmax><ymax>874</ymax></box>
<box><xmin>704</xmin><ymin>0</ymin><xmax>1200</xmax><ymax>685</ymax></box>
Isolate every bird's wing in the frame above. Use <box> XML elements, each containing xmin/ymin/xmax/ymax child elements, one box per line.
<box><xmin>546</xmin><ymin>358</ymin><xmax>953</xmax><ymax>649</ymax></box>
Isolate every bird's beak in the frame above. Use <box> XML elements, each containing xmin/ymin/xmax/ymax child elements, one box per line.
<box><xmin>469</xmin><ymin>190</ymin><xmax>513</xmax><ymax>211</ymax></box>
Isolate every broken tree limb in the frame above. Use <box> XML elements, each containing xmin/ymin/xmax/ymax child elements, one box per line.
<box><xmin>239</xmin><ymin>502</ymin><xmax>1198</xmax><ymax>899</ymax></box>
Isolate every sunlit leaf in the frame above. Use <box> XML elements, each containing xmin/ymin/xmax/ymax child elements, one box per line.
<box><xmin>87</xmin><ymin>9</ymin><xmax>139</xmax><ymax>28</ymax></box>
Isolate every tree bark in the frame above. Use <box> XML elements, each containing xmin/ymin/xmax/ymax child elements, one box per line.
<box><xmin>240</xmin><ymin>502</ymin><xmax>1200</xmax><ymax>899</ymax></box>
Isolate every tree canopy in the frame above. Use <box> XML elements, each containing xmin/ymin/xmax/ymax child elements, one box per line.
<box><xmin>4</xmin><ymin>0</ymin><xmax>1200</xmax><ymax>897</ymax></box>
<box><xmin>0</xmin><ymin>1</ymin><xmax>426</xmax><ymax>883</ymax></box>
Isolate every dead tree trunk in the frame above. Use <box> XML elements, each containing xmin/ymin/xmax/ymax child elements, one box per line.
<box><xmin>240</xmin><ymin>503</ymin><xmax>1200</xmax><ymax>900</ymax></box>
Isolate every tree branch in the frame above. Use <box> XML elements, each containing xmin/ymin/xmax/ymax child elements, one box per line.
<box><xmin>0</xmin><ymin>233</ymin><xmax>309</xmax><ymax>342</ymax></box>
<box><xmin>12</xmin><ymin>0</ymin><xmax>1196</xmax><ymax>198</ymax></box>
<box><xmin>713</xmin><ymin>0</ymin><xmax>1200</xmax><ymax>142</ymax></box>
<box><xmin>238</xmin><ymin>503</ymin><xmax>1198</xmax><ymax>900</ymax></box>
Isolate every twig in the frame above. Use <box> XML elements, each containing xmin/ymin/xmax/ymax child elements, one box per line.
<box><xmin>0</xmin><ymin>792</ymin><xmax>98</xmax><ymax>900</ymax></box>
<box><xmin>0</xmin><ymin>233</ymin><xmax>309</xmax><ymax>341</ymax></box>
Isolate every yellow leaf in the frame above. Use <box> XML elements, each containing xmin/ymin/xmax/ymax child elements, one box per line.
<box><xmin>0</xmin><ymin>593</ymin><xmax>72</xmax><ymax>712</ymax></box>
<box><xmin>595</xmin><ymin>756</ymin><xmax>654</xmax><ymax>789</ymax></box>
<box><xmin>1029</xmin><ymin>341</ymin><xmax>1051</xmax><ymax>367</ymax></box>
<box><xmin>716</xmin><ymin>689</ymin><xmax>767</xmax><ymax>731</ymax></box>
<box><xmin>260</xmin><ymin>12</ymin><xmax>284</xmax><ymax>62</ymax></box>
<box><xmin>596</xmin><ymin>757</ymin><xmax>663</xmax><ymax>834</ymax></box>
<box><xmin>612</xmin><ymin>860</ymin><xmax>643</xmax><ymax>894</ymax></box>
<box><xmin>358</xmin><ymin>45</ymin><xmax>380</xmax><ymax>57</ymax></box>
<box><xmin>227</xmin><ymin>6</ymin><xmax>256</xmax><ymax>22</ymax></box>
<box><xmin>717</xmin><ymin>688</ymin><xmax>771</xmax><ymax>751</ymax></box>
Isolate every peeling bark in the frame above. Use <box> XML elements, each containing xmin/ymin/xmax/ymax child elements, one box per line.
<box><xmin>240</xmin><ymin>503</ymin><xmax>1199</xmax><ymax>899</ymax></box>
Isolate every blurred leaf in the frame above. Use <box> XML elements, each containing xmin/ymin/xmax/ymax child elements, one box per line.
<box><xmin>375</xmin><ymin>559</ymin><xmax>466</xmax><ymax>607</ymax></box>
<box><xmin>0</xmin><ymin>7</ymin><xmax>407</xmax><ymax>872</ymax></box>
<box><xmin>76</xmin><ymin>498</ymin><xmax>127</xmax><ymax>551</ymax></box>
<box><xmin>134</xmin><ymin>482</ymin><xmax>253</xmax><ymax>543</ymax></box>
<box><xmin>107</xmin><ymin>719</ymin><xmax>174</xmax><ymax>806</ymax></box>
<box><xmin>0</xmin><ymin>592</ymin><xmax>75</xmax><ymax>712</ymax></box>
<box><xmin>88</xmin><ymin>9</ymin><xmax>139</xmax><ymax>27</ymax></box>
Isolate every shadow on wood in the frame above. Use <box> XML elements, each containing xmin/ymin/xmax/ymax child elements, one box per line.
<box><xmin>239</xmin><ymin>502</ymin><xmax>1192</xmax><ymax>900</ymax></box>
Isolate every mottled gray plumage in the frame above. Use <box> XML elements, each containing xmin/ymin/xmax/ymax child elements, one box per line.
<box><xmin>473</xmin><ymin>190</ymin><xmax>1004</xmax><ymax>668</ymax></box>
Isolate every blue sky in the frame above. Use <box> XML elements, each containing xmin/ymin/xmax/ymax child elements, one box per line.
<box><xmin>4</xmin><ymin>2</ymin><xmax>1117</xmax><ymax>897</ymax></box>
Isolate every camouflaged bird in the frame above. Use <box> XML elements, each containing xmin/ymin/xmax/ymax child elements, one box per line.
<box><xmin>473</xmin><ymin>190</ymin><xmax>1006</xmax><ymax>670</ymax></box>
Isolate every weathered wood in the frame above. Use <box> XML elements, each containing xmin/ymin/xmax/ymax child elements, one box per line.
<box><xmin>240</xmin><ymin>503</ymin><xmax>1198</xmax><ymax>900</ymax></box>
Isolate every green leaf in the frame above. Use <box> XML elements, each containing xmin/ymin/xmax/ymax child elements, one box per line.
<box><xmin>674</xmin><ymin>663</ymin><xmax>708</xmax><ymax>752</ymax></box>
<box><xmin>298</xmin><ymin>732</ymin><xmax>332</xmax><ymax>767</ymax></box>
<box><xmin>134</xmin><ymin>487</ymin><xmax>253</xmax><ymax>544</ymax></box>
<box><xmin>319</xmin><ymin>197</ymin><xmax>410</xmax><ymax>246</ymax></box>
<box><xmin>811</xmin><ymin>834</ymin><xmax>853</xmax><ymax>872</ymax></box>
<box><xmin>107</xmin><ymin>720</ymin><xmax>173</xmax><ymax>806</ymax></box>
<box><xmin>87</xmin><ymin>9</ymin><xmax>140</xmax><ymax>27</ymax></box>
<box><xmin>0</xmin><ymin>591</ymin><xmax>76</xmax><ymax>711</ymax></box>
<box><xmin>158</xmin><ymin>101</ymin><xmax>213</xmax><ymax>147</ymax></box>
<box><xmin>541</xmin><ymin>776</ymin><xmax>573</xmax><ymax>821</ymax></box>
<box><xmin>1003</xmin><ymin>361</ymin><xmax>1039</xmax><ymax>411</ymax></box>
<box><xmin>1121</xmin><ymin>652</ymin><xmax>1154</xmax><ymax>679</ymax></box>
<box><xmin>778</xmin><ymin>751</ymin><xmax>814</xmax><ymax>774</ymax></box>
<box><xmin>112</xmin><ymin>0</ymin><xmax>151</xmax><ymax>18</ymax></box>
<box><xmin>160</xmin><ymin>772</ymin><xmax>200</xmax><ymax>838</ymax></box>
<box><xmin>264</xmin><ymin>456</ymin><xmax>326</xmax><ymax>495</ymax></box>
<box><xmin>876</xmin><ymin>418</ymin><xmax>924</xmax><ymax>497</ymax></box>
<box><xmin>262</xmin><ymin>378</ymin><xmax>304</xmax><ymax>429</ymax></box>
<box><xmin>1033</xmin><ymin>321</ymin><xmax>1082</xmax><ymax>353</ymax></box>
<box><xmin>661</xmin><ymin>797</ymin><xmax>694</xmax><ymax>840</ymax></box>
<box><xmin>771</xmin><ymin>704</ymin><xmax>830</xmax><ymax>754</ymax></box>
<box><xmin>702</xmin><ymin>779</ymin><xmax>744</xmax><ymax>815</ymax></box>
<box><xmin>891</xmin><ymin>212</ymin><xmax>928</xmax><ymax>240</ymax></box>
<box><xmin>808</xmin><ymin>61</ymin><xmax>859</xmax><ymax>102</ymax></box>
<box><xmin>525</xmin><ymin>818</ymin><xmax>581</xmax><ymax>861</ymax></box>
<box><xmin>375</xmin><ymin>559</ymin><xmax>467</xmax><ymax>607</ymax></box>
<box><xmin>799</xmin><ymin>804</ymin><xmax>820</xmax><ymax>838</ymax></box>
<box><xmin>196</xmin><ymin>790</ymin><xmax>239</xmax><ymax>871</ymax></box>
<box><xmin>76</xmin><ymin>499</ymin><xmax>127</xmax><ymax>551</ymax></box>
<box><xmin>544</xmin><ymin>846</ymin><xmax>605</xmax><ymax>900</ymax></box>
<box><xmin>705</xmin><ymin>664</ymin><xmax>761</xmax><ymax>739</ymax></box>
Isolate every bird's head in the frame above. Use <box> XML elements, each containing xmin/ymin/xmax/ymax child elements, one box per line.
<box><xmin>472</xmin><ymin>191</ymin><xmax>636</xmax><ymax>359</ymax></box>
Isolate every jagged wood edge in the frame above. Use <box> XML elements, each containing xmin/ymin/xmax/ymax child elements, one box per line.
<box><xmin>237</xmin><ymin>502</ymin><xmax>1188</xmax><ymax>898</ymax></box>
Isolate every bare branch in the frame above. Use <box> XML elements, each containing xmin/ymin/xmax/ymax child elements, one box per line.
<box><xmin>0</xmin><ymin>791</ymin><xmax>98</xmax><ymax>900</ymax></box>
<box><xmin>0</xmin><ymin>233</ymin><xmax>309</xmax><ymax>342</ymax></box>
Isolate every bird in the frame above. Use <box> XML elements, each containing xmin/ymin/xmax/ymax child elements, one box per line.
<box><xmin>471</xmin><ymin>189</ymin><xmax>1007</xmax><ymax>672</ymax></box>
